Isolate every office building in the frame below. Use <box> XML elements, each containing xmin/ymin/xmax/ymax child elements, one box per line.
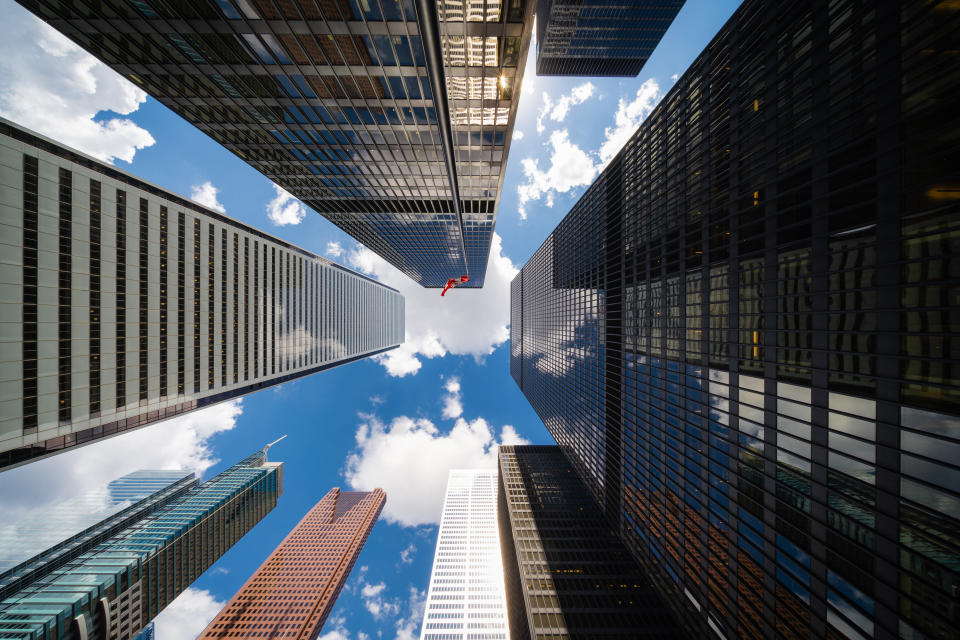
<box><xmin>420</xmin><ymin>469</ymin><xmax>509</xmax><ymax>640</ymax></box>
<box><xmin>15</xmin><ymin>0</ymin><xmax>537</xmax><ymax>288</ymax></box>
<box><xmin>498</xmin><ymin>445</ymin><xmax>682</xmax><ymax>639</ymax></box>
<box><xmin>535</xmin><ymin>0</ymin><xmax>682</xmax><ymax>76</ymax></box>
<box><xmin>511</xmin><ymin>0</ymin><xmax>960</xmax><ymax>638</ymax></box>
<box><xmin>0</xmin><ymin>446</ymin><xmax>283</xmax><ymax>639</ymax></box>
<box><xmin>0</xmin><ymin>119</ymin><xmax>404</xmax><ymax>470</ymax></box>
<box><xmin>132</xmin><ymin>622</ymin><xmax>154</xmax><ymax>640</ymax></box>
<box><xmin>199</xmin><ymin>487</ymin><xmax>385</xmax><ymax>639</ymax></box>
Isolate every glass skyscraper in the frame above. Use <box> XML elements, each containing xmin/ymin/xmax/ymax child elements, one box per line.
<box><xmin>0</xmin><ymin>120</ymin><xmax>404</xmax><ymax>470</ymax></box>
<box><xmin>421</xmin><ymin>469</ymin><xmax>509</xmax><ymax>640</ymax></box>
<box><xmin>535</xmin><ymin>0</ymin><xmax>682</xmax><ymax>76</ymax></box>
<box><xmin>200</xmin><ymin>487</ymin><xmax>385</xmax><ymax>639</ymax></box>
<box><xmin>0</xmin><ymin>447</ymin><xmax>283</xmax><ymax>640</ymax></box>
<box><xmin>511</xmin><ymin>0</ymin><xmax>960</xmax><ymax>638</ymax></box>
<box><xmin>14</xmin><ymin>0</ymin><xmax>537</xmax><ymax>288</ymax></box>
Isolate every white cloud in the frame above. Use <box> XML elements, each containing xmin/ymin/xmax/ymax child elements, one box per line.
<box><xmin>317</xmin><ymin>615</ymin><xmax>353</xmax><ymax>640</ymax></box>
<box><xmin>516</xmin><ymin>129</ymin><xmax>599</xmax><ymax>219</ymax></box>
<box><xmin>513</xmin><ymin>129</ymin><xmax>524</xmax><ymax>140</ymax></box>
<box><xmin>369</xmin><ymin>394</ymin><xmax>385</xmax><ymax>406</ymax></box>
<box><xmin>266</xmin><ymin>183</ymin><xmax>307</xmax><ymax>226</ymax></box>
<box><xmin>0</xmin><ymin>2</ymin><xmax>154</xmax><ymax>164</ymax></box>
<box><xmin>0</xmin><ymin>400</ymin><xmax>244</xmax><ymax>522</ymax></box>
<box><xmin>671</xmin><ymin>73</ymin><xmax>679</xmax><ymax>81</ymax></box>
<box><xmin>326</xmin><ymin>241</ymin><xmax>344</xmax><ymax>258</ymax></box>
<box><xmin>190</xmin><ymin>181</ymin><xmax>226</xmax><ymax>213</ymax></box>
<box><xmin>441</xmin><ymin>377</ymin><xmax>463</xmax><ymax>420</ymax></box>
<box><xmin>598</xmin><ymin>78</ymin><xmax>662</xmax><ymax>166</ymax></box>
<box><xmin>153</xmin><ymin>588</ymin><xmax>225</xmax><ymax>640</ymax></box>
<box><xmin>394</xmin><ymin>587</ymin><xmax>427</xmax><ymax>640</ymax></box>
<box><xmin>345</xmin><ymin>233</ymin><xmax>517</xmax><ymax>377</ymax></box>
<box><xmin>361</xmin><ymin>582</ymin><xmax>400</xmax><ymax>619</ymax></box>
<box><xmin>399</xmin><ymin>542</ymin><xmax>416</xmax><ymax>565</ymax></box>
<box><xmin>535</xmin><ymin>83</ymin><xmax>595</xmax><ymax>134</ymax></box>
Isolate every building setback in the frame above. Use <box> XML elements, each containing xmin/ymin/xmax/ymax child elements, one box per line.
<box><xmin>0</xmin><ymin>120</ymin><xmax>404</xmax><ymax>470</ymax></box>
<box><xmin>14</xmin><ymin>0</ymin><xmax>537</xmax><ymax>288</ymax></box>
<box><xmin>200</xmin><ymin>487</ymin><xmax>384</xmax><ymax>639</ymax></box>
<box><xmin>511</xmin><ymin>0</ymin><xmax>960</xmax><ymax>638</ymax></box>
<box><xmin>535</xmin><ymin>0</ymin><xmax>682</xmax><ymax>76</ymax></box>
<box><xmin>498</xmin><ymin>445</ymin><xmax>682</xmax><ymax>639</ymax></box>
<box><xmin>0</xmin><ymin>447</ymin><xmax>283</xmax><ymax>639</ymax></box>
<box><xmin>420</xmin><ymin>469</ymin><xmax>509</xmax><ymax>640</ymax></box>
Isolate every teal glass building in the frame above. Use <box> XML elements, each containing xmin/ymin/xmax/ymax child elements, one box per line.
<box><xmin>0</xmin><ymin>449</ymin><xmax>283</xmax><ymax>639</ymax></box>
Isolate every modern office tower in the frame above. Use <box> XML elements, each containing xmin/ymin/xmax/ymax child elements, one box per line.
<box><xmin>0</xmin><ymin>119</ymin><xmax>404</xmax><ymax>471</ymax></box>
<box><xmin>199</xmin><ymin>487</ymin><xmax>385</xmax><ymax>639</ymax></box>
<box><xmin>15</xmin><ymin>0</ymin><xmax>537</xmax><ymax>288</ymax></box>
<box><xmin>511</xmin><ymin>1</ymin><xmax>960</xmax><ymax>638</ymax></box>
<box><xmin>420</xmin><ymin>469</ymin><xmax>509</xmax><ymax>640</ymax></box>
<box><xmin>0</xmin><ymin>447</ymin><xmax>283</xmax><ymax>639</ymax></box>
<box><xmin>535</xmin><ymin>0</ymin><xmax>682</xmax><ymax>76</ymax></box>
<box><xmin>498</xmin><ymin>445</ymin><xmax>682</xmax><ymax>639</ymax></box>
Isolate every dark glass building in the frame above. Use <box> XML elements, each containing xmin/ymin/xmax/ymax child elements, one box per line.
<box><xmin>15</xmin><ymin>0</ymin><xmax>536</xmax><ymax>287</ymax></box>
<box><xmin>498</xmin><ymin>445</ymin><xmax>682</xmax><ymax>639</ymax></box>
<box><xmin>511</xmin><ymin>0</ymin><xmax>960</xmax><ymax>638</ymax></box>
<box><xmin>535</xmin><ymin>0</ymin><xmax>682</xmax><ymax>76</ymax></box>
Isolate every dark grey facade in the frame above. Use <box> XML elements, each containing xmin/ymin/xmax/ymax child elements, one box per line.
<box><xmin>511</xmin><ymin>0</ymin><xmax>960</xmax><ymax>639</ymax></box>
<box><xmin>15</xmin><ymin>0</ymin><xmax>536</xmax><ymax>288</ymax></box>
<box><xmin>535</xmin><ymin>0</ymin><xmax>682</xmax><ymax>76</ymax></box>
<box><xmin>498</xmin><ymin>445</ymin><xmax>682</xmax><ymax>639</ymax></box>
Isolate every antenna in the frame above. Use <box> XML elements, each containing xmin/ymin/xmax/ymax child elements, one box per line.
<box><xmin>262</xmin><ymin>434</ymin><xmax>287</xmax><ymax>461</ymax></box>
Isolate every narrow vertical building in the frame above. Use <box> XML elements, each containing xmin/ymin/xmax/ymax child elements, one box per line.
<box><xmin>498</xmin><ymin>445</ymin><xmax>682</xmax><ymax>639</ymax></box>
<box><xmin>200</xmin><ymin>487</ymin><xmax>385</xmax><ymax>639</ymax></box>
<box><xmin>512</xmin><ymin>0</ymin><xmax>960</xmax><ymax>638</ymax></box>
<box><xmin>420</xmin><ymin>469</ymin><xmax>509</xmax><ymax>640</ymax></box>
<box><xmin>0</xmin><ymin>446</ymin><xmax>284</xmax><ymax>639</ymax></box>
<box><xmin>0</xmin><ymin>119</ymin><xmax>404</xmax><ymax>470</ymax></box>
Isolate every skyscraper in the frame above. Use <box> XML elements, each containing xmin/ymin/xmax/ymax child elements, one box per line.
<box><xmin>199</xmin><ymin>487</ymin><xmax>385</xmax><ymax>639</ymax></box>
<box><xmin>498</xmin><ymin>445</ymin><xmax>682</xmax><ymax>639</ymax></box>
<box><xmin>15</xmin><ymin>0</ymin><xmax>537</xmax><ymax>288</ymax></box>
<box><xmin>511</xmin><ymin>0</ymin><xmax>960</xmax><ymax>638</ymax></box>
<box><xmin>0</xmin><ymin>447</ymin><xmax>283</xmax><ymax>639</ymax></box>
<box><xmin>420</xmin><ymin>469</ymin><xmax>509</xmax><ymax>640</ymax></box>
<box><xmin>535</xmin><ymin>0</ymin><xmax>683</xmax><ymax>76</ymax></box>
<box><xmin>0</xmin><ymin>119</ymin><xmax>404</xmax><ymax>470</ymax></box>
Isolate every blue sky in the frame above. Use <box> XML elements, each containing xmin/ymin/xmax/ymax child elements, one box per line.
<box><xmin>0</xmin><ymin>1</ymin><xmax>741</xmax><ymax>637</ymax></box>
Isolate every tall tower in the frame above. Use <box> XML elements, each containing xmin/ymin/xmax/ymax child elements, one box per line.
<box><xmin>420</xmin><ymin>469</ymin><xmax>509</xmax><ymax>640</ymax></box>
<box><xmin>511</xmin><ymin>0</ymin><xmax>960</xmax><ymax>638</ymax></box>
<box><xmin>200</xmin><ymin>487</ymin><xmax>385</xmax><ymax>639</ymax></box>
<box><xmin>0</xmin><ymin>120</ymin><xmax>404</xmax><ymax>470</ymax></box>
<box><xmin>13</xmin><ymin>0</ymin><xmax>538</xmax><ymax>288</ymax></box>
<box><xmin>0</xmin><ymin>447</ymin><xmax>284</xmax><ymax>639</ymax></box>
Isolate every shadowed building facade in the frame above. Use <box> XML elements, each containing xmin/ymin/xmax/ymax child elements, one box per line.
<box><xmin>0</xmin><ymin>120</ymin><xmax>404</xmax><ymax>470</ymax></box>
<box><xmin>0</xmin><ymin>448</ymin><xmax>283</xmax><ymax>639</ymax></box>
<box><xmin>199</xmin><ymin>487</ymin><xmax>385</xmax><ymax>639</ymax></box>
<box><xmin>14</xmin><ymin>0</ymin><xmax>537</xmax><ymax>288</ymax></box>
<box><xmin>511</xmin><ymin>0</ymin><xmax>960</xmax><ymax>638</ymax></box>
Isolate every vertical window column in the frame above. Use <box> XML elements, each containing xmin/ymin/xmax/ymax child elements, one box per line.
<box><xmin>233</xmin><ymin>232</ymin><xmax>239</xmax><ymax>384</ymax></box>
<box><xmin>159</xmin><ymin>206</ymin><xmax>168</xmax><ymax>398</ymax></box>
<box><xmin>22</xmin><ymin>155</ymin><xmax>39</xmax><ymax>433</ymax></box>
<box><xmin>208</xmin><ymin>223</ymin><xmax>215</xmax><ymax>390</ymax></box>
<box><xmin>253</xmin><ymin>240</ymin><xmax>259</xmax><ymax>379</ymax></box>
<box><xmin>178</xmin><ymin>212</ymin><xmax>186</xmax><ymax>395</ymax></box>
<box><xmin>116</xmin><ymin>190</ymin><xmax>127</xmax><ymax>408</ymax></box>
<box><xmin>221</xmin><ymin>228</ymin><xmax>227</xmax><ymax>385</ymax></box>
<box><xmin>193</xmin><ymin>219</ymin><xmax>201</xmax><ymax>394</ymax></box>
<box><xmin>58</xmin><ymin>168</ymin><xmax>72</xmax><ymax>423</ymax></box>
<box><xmin>271</xmin><ymin>247</ymin><xmax>276</xmax><ymax>375</ymax></box>
<box><xmin>138</xmin><ymin>197</ymin><xmax>149</xmax><ymax>402</ymax></box>
<box><xmin>244</xmin><ymin>236</ymin><xmax>249</xmax><ymax>382</ymax></box>
<box><xmin>89</xmin><ymin>180</ymin><xmax>102</xmax><ymax>416</ymax></box>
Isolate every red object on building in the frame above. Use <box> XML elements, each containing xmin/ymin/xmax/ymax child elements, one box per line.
<box><xmin>441</xmin><ymin>275</ymin><xmax>470</xmax><ymax>296</ymax></box>
<box><xmin>199</xmin><ymin>488</ymin><xmax>385</xmax><ymax>639</ymax></box>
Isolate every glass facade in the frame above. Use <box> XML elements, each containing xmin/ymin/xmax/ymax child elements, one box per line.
<box><xmin>421</xmin><ymin>469</ymin><xmax>509</xmax><ymax>640</ymax></box>
<box><xmin>511</xmin><ymin>0</ymin><xmax>960</xmax><ymax>638</ymax></box>
<box><xmin>15</xmin><ymin>0</ymin><xmax>536</xmax><ymax>287</ymax></box>
<box><xmin>535</xmin><ymin>0</ymin><xmax>682</xmax><ymax>76</ymax></box>
<box><xmin>0</xmin><ymin>449</ymin><xmax>282</xmax><ymax>640</ymax></box>
<box><xmin>0</xmin><ymin>120</ymin><xmax>405</xmax><ymax>470</ymax></box>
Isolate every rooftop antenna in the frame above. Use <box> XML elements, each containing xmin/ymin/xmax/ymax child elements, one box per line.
<box><xmin>261</xmin><ymin>434</ymin><xmax>287</xmax><ymax>461</ymax></box>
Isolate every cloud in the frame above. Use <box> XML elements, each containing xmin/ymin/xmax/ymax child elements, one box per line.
<box><xmin>399</xmin><ymin>542</ymin><xmax>416</xmax><ymax>565</ymax></box>
<box><xmin>266</xmin><ymin>183</ymin><xmax>307</xmax><ymax>226</ymax></box>
<box><xmin>536</xmin><ymin>83</ymin><xmax>595</xmax><ymax>134</ymax></box>
<box><xmin>671</xmin><ymin>73</ymin><xmax>679</xmax><ymax>81</ymax></box>
<box><xmin>441</xmin><ymin>377</ymin><xmax>463</xmax><ymax>420</ymax></box>
<box><xmin>0</xmin><ymin>2</ymin><xmax>154</xmax><ymax>164</ymax></box>
<box><xmin>317</xmin><ymin>616</ymin><xmax>353</xmax><ymax>640</ymax></box>
<box><xmin>326</xmin><ymin>241</ymin><xmax>344</xmax><ymax>258</ymax></box>
<box><xmin>361</xmin><ymin>582</ymin><xmax>400</xmax><ymax>619</ymax></box>
<box><xmin>598</xmin><ymin>78</ymin><xmax>662</xmax><ymax>166</ymax></box>
<box><xmin>369</xmin><ymin>394</ymin><xmax>385</xmax><ymax>406</ymax></box>
<box><xmin>394</xmin><ymin>587</ymin><xmax>427</xmax><ymax>640</ymax></box>
<box><xmin>189</xmin><ymin>181</ymin><xmax>226</xmax><ymax>213</ymax></box>
<box><xmin>345</xmin><ymin>233</ymin><xmax>517</xmax><ymax>377</ymax></box>
<box><xmin>513</xmin><ymin>129</ymin><xmax>524</xmax><ymax>140</ymax></box>
<box><xmin>516</xmin><ymin>129</ymin><xmax>599</xmax><ymax>218</ymax></box>
<box><xmin>0</xmin><ymin>400</ymin><xmax>244</xmax><ymax>522</ymax></box>
<box><xmin>153</xmin><ymin>588</ymin><xmax>225</xmax><ymax>639</ymax></box>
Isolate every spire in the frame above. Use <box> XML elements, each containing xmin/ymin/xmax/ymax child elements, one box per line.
<box><xmin>261</xmin><ymin>435</ymin><xmax>287</xmax><ymax>461</ymax></box>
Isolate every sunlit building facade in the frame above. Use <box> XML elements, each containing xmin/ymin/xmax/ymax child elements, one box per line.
<box><xmin>498</xmin><ymin>445</ymin><xmax>682</xmax><ymax>639</ymax></box>
<box><xmin>199</xmin><ymin>487</ymin><xmax>385</xmax><ymax>639</ymax></box>
<box><xmin>0</xmin><ymin>120</ymin><xmax>404</xmax><ymax>470</ymax></box>
<box><xmin>15</xmin><ymin>0</ymin><xmax>537</xmax><ymax>288</ymax></box>
<box><xmin>421</xmin><ymin>469</ymin><xmax>509</xmax><ymax>640</ymax></box>
<box><xmin>511</xmin><ymin>0</ymin><xmax>960</xmax><ymax>638</ymax></box>
<box><xmin>0</xmin><ymin>448</ymin><xmax>283</xmax><ymax>640</ymax></box>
